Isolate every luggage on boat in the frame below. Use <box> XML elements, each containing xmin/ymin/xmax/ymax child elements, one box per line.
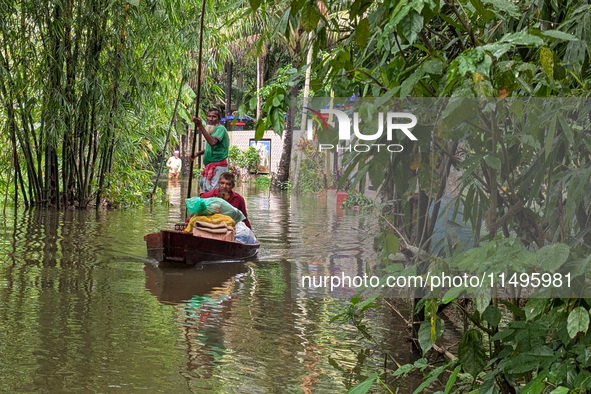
<box><xmin>186</xmin><ymin>197</ymin><xmax>246</xmax><ymax>223</ymax></box>
<box><xmin>185</xmin><ymin>214</ymin><xmax>236</xmax><ymax>241</ymax></box>
<box><xmin>235</xmin><ymin>221</ymin><xmax>257</xmax><ymax>244</ymax></box>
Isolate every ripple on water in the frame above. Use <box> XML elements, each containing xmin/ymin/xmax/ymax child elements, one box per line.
<box><xmin>0</xmin><ymin>186</ymin><xmax>420</xmax><ymax>393</ymax></box>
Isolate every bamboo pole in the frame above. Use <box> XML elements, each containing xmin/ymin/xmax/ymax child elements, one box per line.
<box><xmin>186</xmin><ymin>0</ymin><xmax>208</xmax><ymax>201</ymax></box>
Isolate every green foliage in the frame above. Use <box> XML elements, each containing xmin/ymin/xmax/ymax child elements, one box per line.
<box><xmin>277</xmin><ymin>179</ymin><xmax>292</xmax><ymax>191</ymax></box>
<box><xmin>243</xmin><ymin>0</ymin><xmax>591</xmax><ymax>392</ymax></box>
<box><xmin>102</xmin><ymin>168</ymin><xmax>154</xmax><ymax>208</ymax></box>
<box><xmin>341</xmin><ymin>192</ymin><xmax>374</xmax><ymax>212</ymax></box>
<box><xmin>244</xmin><ymin>146</ymin><xmax>261</xmax><ymax>173</ymax></box>
<box><xmin>228</xmin><ymin>145</ymin><xmax>261</xmax><ymax>178</ymax></box>
<box><xmin>294</xmin><ymin>137</ymin><xmax>327</xmax><ymax>194</ymax></box>
<box><xmin>0</xmin><ymin>0</ymin><xmax>231</xmax><ymax>209</ymax></box>
<box><xmin>253</xmin><ymin>175</ymin><xmax>271</xmax><ymax>188</ymax></box>
<box><xmin>228</xmin><ymin>145</ymin><xmax>247</xmax><ymax>169</ymax></box>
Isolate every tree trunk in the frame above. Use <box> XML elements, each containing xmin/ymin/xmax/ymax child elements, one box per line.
<box><xmin>272</xmin><ymin>83</ymin><xmax>298</xmax><ymax>189</ymax></box>
<box><xmin>256</xmin><ymin>56</ymin><xmax>262</xmax><ymax>120</ymax></box>
<box><xmin>225</xmin><ymin>61</ymin><xmax>233</xmax><ymax>128</ymax></box>
<box><xmin>293</xmin><ymin>35</ymin><xmax>314</xmax><ymax>191</ymax></box>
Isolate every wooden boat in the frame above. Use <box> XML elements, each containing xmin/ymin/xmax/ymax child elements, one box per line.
<box><xmin>144</xmin><ymin>228</ymin><xmax>260</xmax><ymax>264</ymax></box>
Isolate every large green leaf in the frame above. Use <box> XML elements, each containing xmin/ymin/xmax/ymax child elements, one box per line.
<box><xmin>536</xmin><ymin>243</ymin><xmax>570</xmax><ymax>272</ymax></box>
<box><xmin>482</xmin><ymin>305</ymin><xmax>501</xmax><ymax>327</ymax></box>
<box><xmin>500</xmin><ymin>31</ymin><xmax>545</xmax><ymax>46</ymax></box>
<box><xmin>254</xmin><ymin>119</ymin><xmax>266</xmax><ymax>141</ymax></box>
<box><xmin>272</xmin><ymin>7</ymin><xmax>291</xmax><ymax>40</ymax></box>
<box><xmin>522</xmin><ymin>372</ymin><xmax>547</xmax><ymax>393</ymax></box>
<box><xmin>542</xmin><ymin>30</ymin><xmax>579</xmax><ymax>42</ymax></box>
<box><xmin>400</xmin><ymin>10</ymin><xmax>424</xmax><ymax>44</ymax></box>
<box><xmin>484</xmin><ymin>155</ymin><xmax>501</xmax><ymax>171</ymax></box>
<box><xmin>356</xmin><ymin>18</ymin><xmax>370</xmax><ymax>49</ymax></box>
<box><xmin>525</xmin><ymin>298</ymin><xmax>548</xmax><ymax>321</ymax></box>
<box><xmin>384</xmin><ymin>232</ymin><xmax>400</xmax><ymax>255</ymax></box>
<box><xmin>444</xmin><ymin>365</ymin><xmax>461</xmax><ymax>394</ymax></box>
<box><xmin>550</xmin><ymin>387</ymin><xmax>571</xmax><ymax>394</ymax></box>
<box><xmin>348</xmin><ymin>373</ymin><xmax>378</xmax><ymax>394</ymax></box>
<box><xmin>458</xmin><ymin>329</ymin><xmax>486</xmax><ymax>377</ymax></box>
<box><xmin>350</xmin><ymin>0</ymin><xmax>374</xmax><ymax>19</ymax></box>
<box><xmin>567</xmin><ymin>306</ymin><xmax>590</xmax><ymax>339</ymax></box>
<box><xmin>301</xmin><ymin>3</ymin><xmax>321</xmax><ymax>33</ymax></box>
<box><xmin>418</xmin><ymin>317</ymin><xmax>443</xmax><ymax>354</ymax></box>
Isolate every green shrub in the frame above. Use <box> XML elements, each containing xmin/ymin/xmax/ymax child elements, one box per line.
<box><xmin>294</xmin><ymin>137</ymin><xmax>326</xmax><ymax>194</ymax></box>
<box><xmin>254</xmin><ymin>175</ymin><xmax>271</xmax><ymax>188</ymax></box>
<box><xmin>341</xmin><ymin>192</ymin><xmax>374</xmax><ymax>212</ymax></box>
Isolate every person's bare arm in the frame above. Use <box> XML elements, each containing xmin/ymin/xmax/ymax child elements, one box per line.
<box><xmin>193</xmin><ymin>116</ymin><xmax>220</xmax><ymax>146</ymax></box>
<box><xmin>190</xmin><ymin>150</ymin><xmax>205</xmax><ymax>161</ymax></box>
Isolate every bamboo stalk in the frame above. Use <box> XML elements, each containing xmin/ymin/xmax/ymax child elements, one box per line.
<box><xmin>152</xmin><ymin>77</ymin><xmax>185</xmax><ymax>197</ymax></box>
<box><xmin>3</xmin><ymin>158</ymin><xmax>12</xmax><ymax>215</ymax></box>
<box><xmin>186</xmin><ymin>0</ymin><xmax>208</xmax><ymax>201</ymax></box>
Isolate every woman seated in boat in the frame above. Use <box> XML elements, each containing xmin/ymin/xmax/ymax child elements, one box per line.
<box><xmin>200</xmin><ymin>172</ymin><xmax>251</xmax><ymax>229</ymax></box>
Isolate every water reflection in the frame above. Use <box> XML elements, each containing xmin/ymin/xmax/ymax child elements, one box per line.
<box><xmin>0</xmin><ymin>185</ymin><xmax>437</xmax><ymax>392</ymax></box>
<box><xmin>144</xmin><ymin>261</ymin><xmax>249</xmax><ymax>303</ymax></box>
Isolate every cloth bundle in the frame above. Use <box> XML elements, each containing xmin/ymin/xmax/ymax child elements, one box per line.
<box><xmin>185</xmin><ymin>213</ymin><xmax>236</xmax><ymax>241</ymax></box>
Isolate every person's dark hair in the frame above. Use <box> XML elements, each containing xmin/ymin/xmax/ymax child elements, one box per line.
<box><xmin>220</xmin><ymin>172</ymin><xmax>235</xmax><ymax>186</ymax></box>
<box><xmin>208</xmin><ymin>108</ymin><xmax>221</xmax><ymax>120</ymax></box>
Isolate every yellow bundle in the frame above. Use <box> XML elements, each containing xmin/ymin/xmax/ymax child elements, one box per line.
<box><xmin>184</xmin><ymin>213</ymin><xmax>236</xmax><ymax>232</ymax></box>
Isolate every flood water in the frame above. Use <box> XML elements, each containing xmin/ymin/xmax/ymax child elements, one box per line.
<box><xmin>0</xmin><ymin>181</ymin><xmax>430</xmax><ymax>393</ymax></box>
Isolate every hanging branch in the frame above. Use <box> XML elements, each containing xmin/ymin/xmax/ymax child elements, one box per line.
<box><xmin>186</xmin><ymin>0</ymin><xmax>208</xmax><ymax>201</ymax></box>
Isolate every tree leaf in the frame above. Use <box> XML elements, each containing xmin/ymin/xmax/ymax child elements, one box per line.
<box><xmin>249</xmin><ymin>0</ymin><xmax>261</xmax><ymax>12</ymax></box>
<box><xmin>542</xmin><ymin>30</ymin><xmax>579</xmax><ymax>42</ymax></box>
<box><xmin>540</xmin><ymin>47</ymin><xmax>554</xmax><ymax>79</ymax></box>
<box><xmin>272</xmin><ymin>7</ymin><xmax>291</xmax><ymax>40</ymax></box>
<box><xmin>400</xmin><ymin>11</ymin><xmax>423</xmax><ymax>44</ymax></box>
<box><xmin>484</xmin><ymin>155</ymin><xmax>501</xmax><ymax>171</ymax></box>
<box><xmin>483</xmin><ymin>305</ymin><xmax>502</xmax><ymax>327</ymax></box>
<box><xmin>522</xmin><ymin>371</ymin><xmax>547</xmax><ymax>393</ymax></box>
<box><xmin>525</xmin><ymin>298</ymin><xmax>548</xmax><ymax>321</ymax></box>
<box><xmin>348</xmin><ymin>373</ymin><xmax>378</xmax><ymax>394</ymax></box>
<box><xmin>500</xmin><ymin>31</ymin><xmax>545</xmax><ymax>46</ymax></box>
<box><xmin>444</xmin><ymin>365</ymin><xmax>461</xmax><ymax>394</ymax></box>
<box><xmin>301</xmin><ymin>3</ymin><xmax>321</xmax><ymax>33</ymax></box>
<box><xmin>421</xmin><ymin>58</ymin><xmax>444</xmax><ymax>74</ymax></box>
<box><xmin>418</xmin><ymin>321</ymin><xmax>433</xmax><ymax>354</ymax></box>
<box><xmin>356</xmin><ymin>18</ymin><xmax>370</xmax><ymax>49</ymax></box>
<box><xmin>481</xmin><ymin>0</ymin><xmax>520</xmax><ymax>18</ymax></box>
<box><xmin>384</xmin><ymin>233</ymin><xmax>400</xmax><ymax>255</ymax></box>
<box><xmin>567</xmin><ymin>306</ymin><xmax>590</xmax><ymax>339</ymax></box>
<box><xmin>536</xmin><ymin>243</ymin><xmax>570</xmax><ymax>272</ymax></box>
<box><xmin>458</xmin><ymin>329</ymin><xmax>486</xmax><ymax>377</ymax></box>
<box><xmin>400</xmin><ymin>70</ymin><xmax>424</xmax><ymax>97</ymax></box>
<box><xmin>255</xmin><ymin>119</ymin><xmax>266</xmax><ymax>140</ymax></box>
<box><xmin>550</xmin><ymin>388</ymin><xmax>571</xmax><ymax>394</ymax></box>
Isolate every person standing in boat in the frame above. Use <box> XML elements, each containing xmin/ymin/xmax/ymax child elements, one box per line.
<box><xmin>200</xmin><ymin>172</ymin><xmax>251</xmax><ymax>229</ymax></box>
<box><xmin>191</xmin><ymin>108</ymin><xmax>229</xmax><ymax>192</ymax></box>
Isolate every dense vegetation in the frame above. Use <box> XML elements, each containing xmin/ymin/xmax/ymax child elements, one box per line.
<box><xmin>0</xmin><ymin>0</ymin><xmax>233</xmax><ymax>208</ymax></box>
<box><xmin>238</xmin><ymin>0</ymin><xmax>591</xmax><ymax>392</ymax></box>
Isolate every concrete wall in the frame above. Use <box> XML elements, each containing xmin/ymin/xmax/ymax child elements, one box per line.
<box><xmin>229</xmin><ymin>130</ymin><xmax>284</xmax><ymax>174</ymax></box>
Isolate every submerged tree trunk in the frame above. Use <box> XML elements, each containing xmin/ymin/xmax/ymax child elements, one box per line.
<box><xmin>272</xmin><ymin>84</ymin><xmax>298</xmax><ymax>189</ymax></box>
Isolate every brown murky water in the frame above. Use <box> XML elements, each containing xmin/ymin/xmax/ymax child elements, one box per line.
<box><xmin>0</xmin><ymin>181</ymin><xmax>430</xmax><ymax>393</ymax></box>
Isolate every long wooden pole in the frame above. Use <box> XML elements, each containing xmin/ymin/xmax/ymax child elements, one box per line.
<box><xmin>186</xmin><ymin>0</ymin><xmax>207</xmax><ymax>200</ymax></box>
